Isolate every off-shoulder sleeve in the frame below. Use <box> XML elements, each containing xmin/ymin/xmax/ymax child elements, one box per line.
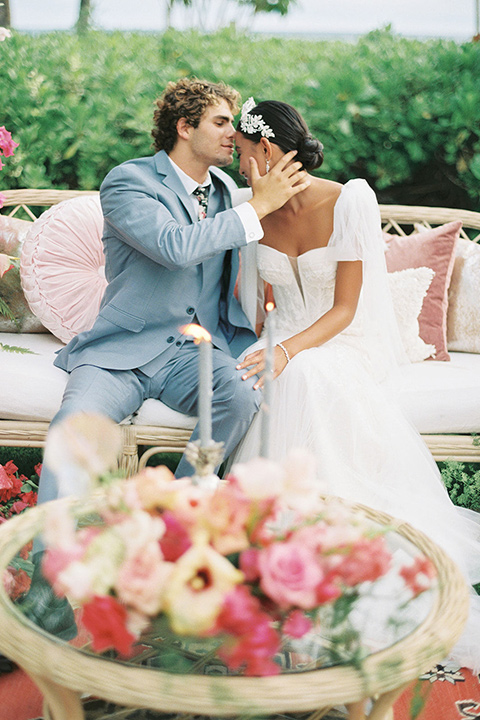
<box><xmin>327</xmin><ymin>179</ymin><xmax>410</xmax><ymax>378</ymax></box>
<box><xmin>325</xmin><ymin>178</ymin><xmax>383</xmax><ymax>262</ymax></box>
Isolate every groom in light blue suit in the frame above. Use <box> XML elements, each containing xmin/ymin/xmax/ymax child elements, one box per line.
<box><xmin>37</xmin><ymin>78</ymin><xmax>309</xmax><ymax>503</ymax></box>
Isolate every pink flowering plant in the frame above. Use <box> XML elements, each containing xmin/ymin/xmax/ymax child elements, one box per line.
<box><xmin>0</xmin><ymin>114</ymin><xmax>23</xmax><ymax>345</ymax></box>
<box><xmin>38</xmin><ymin>417</ymin><xmax>437</xmax><ymax>676</ymax></box>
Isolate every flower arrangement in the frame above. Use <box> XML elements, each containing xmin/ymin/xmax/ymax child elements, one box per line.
<box><xmin>39</xmin><ymin>418</ymin><xmax>436</xmax><ymax>677</ymax></box>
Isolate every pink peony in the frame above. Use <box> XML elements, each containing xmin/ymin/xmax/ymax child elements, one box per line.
<box><xmin>258</xmin><ymin>540</ymin><xmax>324</xmax><ymax>609</ymax></box>
<box><xmin>229</xmin><ymin>457</ymin><xmax>285</xmax><ymax>500</ymax></box>
<box><xmin>42</xmin><ymin>545</ymin><xmax>86</xmax><ymax>593</ymax></box>
<box><xmin>115</xmin><ymin>541</ymin><xmax>174</xmax><ymax>616</ymax></box>
<box><xmin>0</xmin><ymin>28</ymin><xmax>12</xmax><ymax>42</ymax></box>
<box><xmin>205</xmin><ymin>482</ymin><xmax>251</xmax><ymax>554</ymax></box>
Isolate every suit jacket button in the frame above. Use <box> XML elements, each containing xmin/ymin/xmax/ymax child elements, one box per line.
<box><xmin>186</xmin><ymin>306</ymin><xmax>195</xmax><ymax>314</ymax></box>
<box><xmin>167</xmin><ymin>336</ymin><xmax>174</xmax><ymax>343</ymax></box>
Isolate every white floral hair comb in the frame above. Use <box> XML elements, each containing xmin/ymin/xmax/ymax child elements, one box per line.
<box><xmin>239</xmin><ymin>97</ymin><xmax>275</xmax><ymax>138</ymax></box>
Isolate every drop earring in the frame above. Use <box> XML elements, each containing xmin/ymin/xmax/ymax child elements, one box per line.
<box><xmin>266</xmin><ymin>159</ymin><xmax>270</xmax><ymax>174</ymax></box>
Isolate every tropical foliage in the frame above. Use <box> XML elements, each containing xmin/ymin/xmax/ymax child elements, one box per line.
<box><xmin>0</xmin><ymin>28</ymin><xmax>479</xmax><ymax>208</ymax></box>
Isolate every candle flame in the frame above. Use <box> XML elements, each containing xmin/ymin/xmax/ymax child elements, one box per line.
<box><xmin>180</xmin><ymin>323</ymin><xmax>212</xmax><ymax>344</ymax></box>
<box><xmin>266</xmin><ymin>302</ymin><xmax>275</xmax><ymax>312</ymax></box>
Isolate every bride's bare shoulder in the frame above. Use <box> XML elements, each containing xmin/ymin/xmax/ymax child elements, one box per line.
<box><xmin>309</xmin><ymin>177</ymin><xmax>343</xmax><ymax>209</ymax></box>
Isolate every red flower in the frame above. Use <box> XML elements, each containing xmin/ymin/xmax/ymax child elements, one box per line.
<box><xmin>3</xmin><ymin>566</ymin><xmax>31</xmax><ymax>601</ymax></box>
<box><xmin>0</xmin><ymin>465</ymin><xmax>23</xmax><ymax>502</ymax></box>
<box><xmin>81</xmin><ymin>595</ymin><xmax>136</xmax><ymax>656</ymax></box>
<box><xmin>22</xmin><ymin>490</ymin><xmax>38</xmax><ymax>507</ymax></box>
<box><xmin>158</xmin><ymin>510</ymin><xmax>191</xmax><ymax>561</ymax></box>
<box><xmin>331</xmin><ymin>537</ymin><xmax>391</xmax><ymax>587</ymax></box>
<box><xmin>10</xmin><ymin>500</ymin><xmax>28</xmax><ymax>514</ymax></box>
<box><xmin>214</xmin><ymin>585</ymin><xmax>263</xmax><ymax>636</ymax></box>
<box><xmin>19</xmin><ymin>541</ymin><xmax>33</xmax><ymax>561</ymax></box>
<box><xmin>400</xmin><ymin>556</ymin><xmax>436</xmax><ymax>597</ymax></box>
<box><xmin>218</xmin><ymin>621</ymin><xmax>281</xmax><ymax>676</ymax></box>
<box><xmin>283</xmin><ymin>609</ymin><xmax>313</xmax><ymax>639</ymax></box>
<box><xmin>34</xmin><ymin>463</ymin><xmax>43</xmax><ymax>477</ymax></box>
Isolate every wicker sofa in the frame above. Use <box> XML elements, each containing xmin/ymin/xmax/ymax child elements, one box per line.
<box><xmin>1</xmin><ymin>188</ymin><xmax>480</xmax><ymax>473</ymax></box>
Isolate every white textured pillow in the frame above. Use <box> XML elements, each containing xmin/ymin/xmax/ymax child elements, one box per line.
<box><xmin>388</xmin><ymin>267</ymin><xmax>436</xmax><ymax>362</ymax></box>
<box><xmin>447</xmin><ymin>238</ymin><xmax>480</xmax><ymax>353</ymax></box>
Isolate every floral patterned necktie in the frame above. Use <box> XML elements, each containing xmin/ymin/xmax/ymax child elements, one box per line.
<box><xmin>192</xmin><ymin>185</ymin><xmax>209</xmax><ymax>220</ymax></box>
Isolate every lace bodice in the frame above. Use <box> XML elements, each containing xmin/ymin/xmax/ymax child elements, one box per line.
<box><xmin>257</xmin><ymin>244</ymin><xmax>364</xmax><ymax>338</ymax></box>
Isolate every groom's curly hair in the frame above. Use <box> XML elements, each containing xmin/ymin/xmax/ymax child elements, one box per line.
<box><xmin>152</xmin><ymin>78</ymin><xmax>240</xmax><ymax>153</ymax></box>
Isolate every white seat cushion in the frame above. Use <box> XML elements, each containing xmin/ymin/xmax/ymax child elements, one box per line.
<box><xmin>0</xmin><ymin>332</ymin><xmax>196</xmax><ymax>429</ymax></box>
<box><xmin>393</xmin><ymin>352</ymin><xmax>480</xmax><ymax>433</ymax></box>
<box><xmin>1</xmin><ymin>332</ymin><xmax>478</xmax><ymax>435</ymax></box>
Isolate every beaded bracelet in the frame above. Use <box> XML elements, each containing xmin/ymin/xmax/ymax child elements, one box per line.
<box><xmin>276</xmin><ymin>342</ymin><xmax>290</xmax><ymax>364</ymax></box>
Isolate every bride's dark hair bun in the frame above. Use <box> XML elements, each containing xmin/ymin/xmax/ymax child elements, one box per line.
<box><xmin>297</xmin><ymin>135</ymin><xmax>324</xmax><ymax>172</ymax></box>
<box><xmin>238</xmin><ymin>100</ymin><xmax>324</xmax><ymax>171</ymax></box>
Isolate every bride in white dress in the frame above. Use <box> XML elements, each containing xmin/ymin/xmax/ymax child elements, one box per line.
<box><xmin>232</xmin><ymin>99</ymin><xmax>480</xmax><ymax>671</ymax></box>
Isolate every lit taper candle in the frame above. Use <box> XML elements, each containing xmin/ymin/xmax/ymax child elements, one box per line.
<box><xmin>181</xmin><ymin>323</ymin><xmax>212</xmax><ymax>447</ymax></box>
<box><xmin>260</xmin><ymin>302</ymin><xmax>275</xmax><ymax>458</ymax></box>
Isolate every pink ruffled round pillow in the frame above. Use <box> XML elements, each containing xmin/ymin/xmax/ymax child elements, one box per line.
<box><xmin>20</xmin><ymin>195</ymin><xmax>107</xmax><ymax>344</ymax></box>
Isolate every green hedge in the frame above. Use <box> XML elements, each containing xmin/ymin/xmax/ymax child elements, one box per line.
<box><xmin>1</xmin><ymin>27</ymin><xmax>480</xmax><ymax>209</ymax></box>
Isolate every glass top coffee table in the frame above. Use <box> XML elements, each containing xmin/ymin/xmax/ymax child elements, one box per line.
<box><xmin>0</xmin><ymin>499</ymin><xmax>470</xmax><ymax>720</ymax></box>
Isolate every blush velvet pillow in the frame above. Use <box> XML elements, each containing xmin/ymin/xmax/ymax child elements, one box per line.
<box><xmin>384</xmin><ymin>221</ymin><xmax>462</xmax><ymax>361</ymax></box>
<box><xmin>20</xmin><ymin>195</ymin><xmax>107</xmax><ymax>343</ymax></box>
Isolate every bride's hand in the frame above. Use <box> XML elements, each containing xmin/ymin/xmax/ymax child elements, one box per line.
<box><xmin>236</xmin><ymin>346</ymin><xmax>289</xmax><ymax>389</ymax></box>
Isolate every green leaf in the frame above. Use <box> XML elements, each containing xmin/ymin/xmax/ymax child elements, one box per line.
<box><xmin>0</xmin><ymin>343</ymin><xmax>36</xmax><ymax>354</ymax></box>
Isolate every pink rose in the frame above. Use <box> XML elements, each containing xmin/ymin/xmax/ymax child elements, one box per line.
<box><xmin>258</xmin><ymin>540</ymin><xmax>324</xmax><ymax>609</ymax></box>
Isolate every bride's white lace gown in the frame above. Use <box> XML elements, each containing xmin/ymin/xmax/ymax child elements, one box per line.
<box><xmin>233</xmin><ymin>179</ymin><xmax>480</xmax><ymax>671</ymax></box>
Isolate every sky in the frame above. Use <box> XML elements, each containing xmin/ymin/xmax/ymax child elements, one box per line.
<box><xmin>8</xmin><ymin>0</ymin><xmax>479</xmax><ymax>40</ymax></box>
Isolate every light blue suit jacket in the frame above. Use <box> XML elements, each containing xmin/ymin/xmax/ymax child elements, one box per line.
<box><xmin>54</xmin><ymin>150</ymin><xmax>257</xmax><ymax>373</ymax></box>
